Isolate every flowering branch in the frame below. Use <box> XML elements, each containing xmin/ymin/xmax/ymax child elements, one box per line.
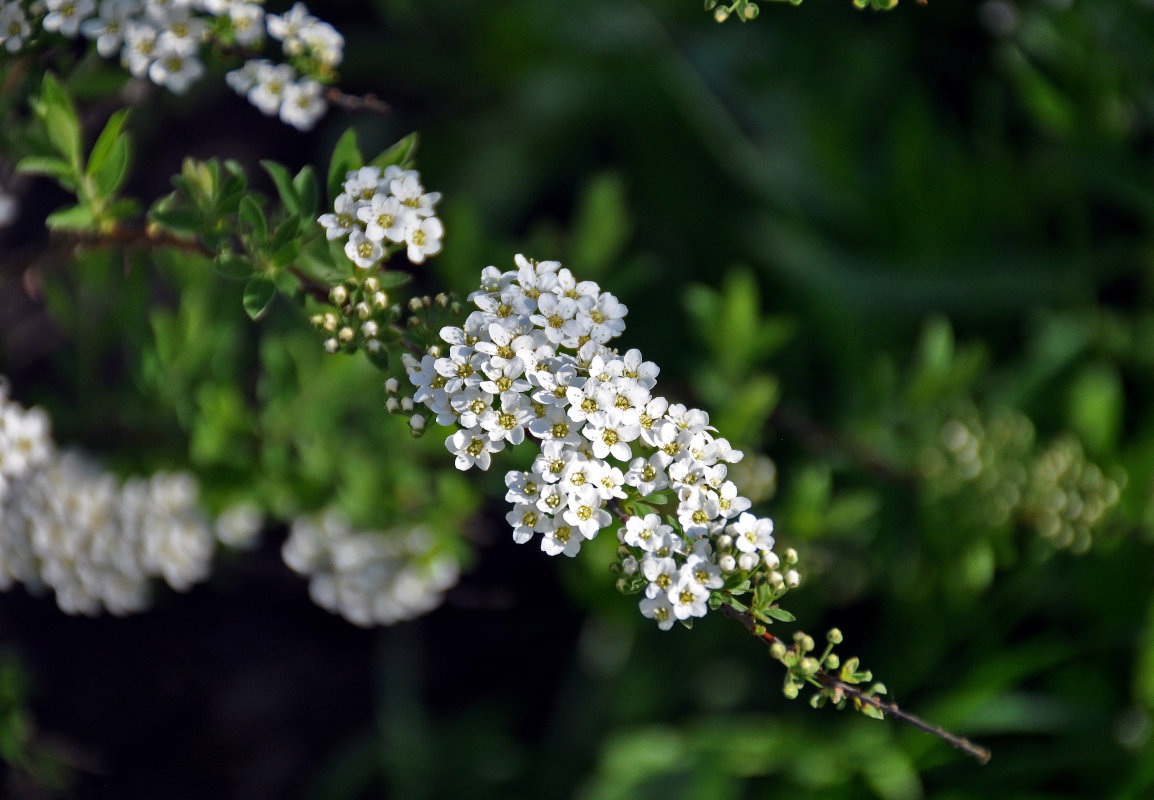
<box><xmin>721</xmin><ymin>604</ymin><xmax>992</xmax><ymax>764</ymax></box>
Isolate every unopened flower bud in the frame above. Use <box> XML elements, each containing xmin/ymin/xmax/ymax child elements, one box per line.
<box><xmin>763</xmin><ymin>551</ymin><xmax>779</xmax><ymax>569</ymax></box>
<box><xmin>409</xmin><ymin>414</ymin><xmax>426</xmax><ymax>436</ymax></box>
<box><xmin>384</xmin><ymin>378</ymin><xmax>400</xmax><ymax>394</ymax></box>
<box><xmin>330</xmin><ymin>285</ymin><xmax>349</xmax><ymax>305</ymax></box>
<box><xmin>799</xmin><ymin>657</ymin><xmax>819</xmax><ymax>675</ymax></box>
<box><xmin>408</xmin><ymin>316</ymin><xmax>421</xmax><ymax>328</ymax></box>
<box><xmin>385</xmin><ymin>397</ymin><xmax>400</xmax><ymax>413</ymax></box>
<box><xmin>365</xmin><ymin>339</ymin><xmax>381</xmax><ymax>353</ymax></box>
<box><xmin>338</xmin><ymin>326</ymin><xmax>355</xmax><ymax>343</ymax></box>
<box><xmin>714</xmin><ymin>6</ymin><xmax>729</xmax><ymax>22</ymax></box>
<box><xmin>782</xmin><ymin>681</ymin><xmax>799</xmax><ymax>699</ymax></box>
<box><xmin>428</xmin><ymin>345</ymin><xmax>442</xmax><ymax>358</ymax></box>
<box><xmin>363</xmin><ymin>276</ymin><xmax>380</xmax><ymax>293</ymax></box>
<box><xmin>435</xmin><ymin>293</ymin><xmax>449</xmax><ymax>308</ymax></box>
<box><xmin>622</xmin><ymin>555</ymin><xmax>638</xmax><ymax>574</ymax></box>
<box><xmin>738</xmin><ymin>552</ymin><xmax>757</xmax><ymax>571</ymax></box>
<box><xmin>769</xmin><ymin>641</ymin><xmax>787</xmax><ymax>660</ymax></box>
<box><xmin>450</xmin><ymin>302</ymin><xmax>463</xmax><ymax>315</ymax></box>
<box><xmin>824</xmin><ymin>654</ymin><xmax>840</xmax><ymax>670</ymax></box>
<box><xmin>785</xmin><ymin>569</ymin><xmax>800</xmax><ymax>588</ymax></box>
<box><xmin>309</xmin><ymin>313</ymin><xmax>324</xmax><ymax>328</ymax></box>
<box><xmin>719</xmin><ymin>554</ymin><xmax>736</xmax><ymax>572</ymax></box>
<box><xmin>356</xmin><ymin>302</ymin><xmax>371</xmax><ymax>320</ymax></box>
<box><xmin>826</xmin><ymin>628</ymin><xmax>843</xmax><ymax>645</ymax></box>
<box><xmin>716</xmin><ymin>533</ymin><xmax>733</xmax><ymax>551</ymax></box>
<box><xmin>324</xmin><ymin>338</ymin><xmax>339</xmax><ymax>354</ymax></box>
<box><xmin>422</xmin><ymin>295</ymin><xmax>433</xmax><ymax>309</ymax></box>
<box><xmin>743</xmin><ymin>2</ymin><xmax>759</xmax><ymax>19</ymax></box>
<box><xmin>797</xmin><ymin>633</ymin><xmax>815</xmax><ymax>652</ymax></box>
<box><xmin>361</xmin><ymin>321</ymin><xmax>379</xmax><ymax>338</ymax></box>
<box><xmin>785</xmin><ymin>548</ymin><xmax>798</xmax><ymax>566</ymax></box>
<box><xmin>409</xmin><ymin>297</ymin><xmax>423</xmax><ymax>313</ymax></box>
<box><xmin>400</xmin><ymin>397</ymin><xmax>414</xmax><ymax>412</ymax></box>
<box><xmin>322</xmin><ymin>313</ymin><xmax>338</xmax><ymax>332</ymax></box>
<box><xmin>372</xmin><ymin>291</ymin><xmax>388</xmax><ymax>309</ymax></box>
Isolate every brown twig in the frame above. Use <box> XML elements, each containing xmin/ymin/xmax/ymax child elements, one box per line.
<box><xmin>325</xmin><ymin>87</ymin><xmax>391</xmax><ymax>116</ymax></box>
<box><xmin>720</xmin><ymin>603</ymin><xmax>991</xmax><ymax>764</ymax></box>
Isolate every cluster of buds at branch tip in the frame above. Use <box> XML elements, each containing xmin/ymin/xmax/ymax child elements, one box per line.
<box><xmin>309</xmin><ymin>274</ymin><xmax>397</xmax><ymax>356</ymax></box>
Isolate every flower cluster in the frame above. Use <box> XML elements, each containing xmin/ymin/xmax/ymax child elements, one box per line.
<box><xmin>922</xmin><ymin>404</ymin><xmax>1122</xmax><ymax>553</ymax></box>
<box><xmin>282</xmin><ymin>510</ymin><xmax>460</xmax><ymax>627</ymax></box>
<box><xmin>320</xmin><ymin>164</ymin><xmax>444</xmax><ymax>270</ymax></box>
<box><xmin>403</xmin><ymin>255</ymin><xmax>788</xmax><ymax>630</ymax></box>
<box><xmin>0</xmin><ymin>0</ymin><xmax>343</xmax><ymax>130</ymax></box>
<box><xmin>0</xmin><ymin>379</ymin><xmax>259</xmax><ymax>615</ymax></box>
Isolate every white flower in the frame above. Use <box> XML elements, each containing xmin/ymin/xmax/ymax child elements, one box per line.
<box><xmin>122</xmin><ymin>21</ymin><xmax>159</xmax><ymax>78</ymax></box>
<box><xmin>562</xmin><ymin>484</ymin><xmax>610</xmax><ymax>539</ymax></box>
<box><xmin>266</xmin><ymin>1</ymin><xmax>315</xmax><ymax>52</ymax></box>
<box><xmin>639</xmin><ymin>592</ymin><xmax>675</xmax><ymax>630</ymax></box>
<box><xmin>248</xmin><ymin>61</ymin><xmax>296</xmax><ymax>116</ymax></box>
<box><xmin>279</xmin><ymin>78</ymin><xmax>326</xmax><ymax>131</ymax></box>
<box><xmin>148</xmin><ymin>40</ymin><xmax>204</xmax><ymax>94</ymax></box>
<box><xmin>729</xmin><ymin>512</ymin><xmax>775</xmax><ymax>554</ymax></box>
<box><xmin>669</xmin><ymin>569</ymin><xmax>710</xmax><ymax>620</ymax></box>
<box><xmin>229</xmin><ymin>2</ymin><xmax>264</xmax><ymax>46</ymax></box>
<box><xmin>79</xmin><ymin>0</ymin><xmax>136</xmax><ymax>57</ymax></box>
<box><xmin>582</xmin><ymin>407</ymin><xmax>641</xmax><ymax>462</ymax></box>
<box><xmin>357</xmin><ymin>193</ymin><xmax>412</xmax><ymax>243</ymax></box>
<box><xmin>624</xmin><ymin>454</ymin><xmax>669</xmax><ymax>496</ymax></box>
<box><xmin>446</xmin><ymin>426</ymin><xmax>504</xmax><ymax>471</ymax></box>
<box><xmin>506</xmin><ymin>503</ymin><xmax>547</xmax><ymax>545</ymax></box>
<box><xmin>43</xmin><ymin>0</ymin><xmax>96</xmax><ymax>37</ymax></box>
<box><xmin>318</xmin><ymin>192</ymin><xmax>361</xmax><ymax>240</ymax></box>
<box><xmin>621</xmin><ymin>513</ymin><xmax>671</xmax><ymax>551</ymax></box>
<box><xmin>343</xmin><ymin>228</ymin><xmax>383</xmax><ymax>270</ymax></box>
<box><xmin>540</xmin><ymin>517</ymin><xmax>584</xmax><ymax>557</ymax></box>
<box><xmin>0</xmin><ymin>3</ymin><xmax>31</xmax><ymax>53</ymax></box>
<box><xmin>404</xmin><ymin>216</ymin><xmax>444</xmax><ymax>265</ymax></box>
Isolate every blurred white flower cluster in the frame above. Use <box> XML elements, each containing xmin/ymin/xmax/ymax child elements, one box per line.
<box><xmin>403</xmin><ymin>255</ymin><xmax>791</xmax><ymax>631</ymax></box>
<box><xmin>0</xmin><ymin>0</ymin><xmax>342</xmax><ymax>130</ymax></box>
<box><xmin>282</xmin><ymin>510</ymin><xmax>460</xmax><ymax>627</ymax></box>
<box><xmin>0</xmin><ymin>379</ymin><xmax>261</xmax><ymax>615</ymax></box>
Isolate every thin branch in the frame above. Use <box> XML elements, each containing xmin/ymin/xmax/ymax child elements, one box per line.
<box><xmin>325</xmin><ymin>87</ymin><xmax>391</xmax><ymax>116</ymax></box>
<box><xmin>721</xmin><ymin>603</ymin><xmax>991</xmax><ymax>765</ymax></box>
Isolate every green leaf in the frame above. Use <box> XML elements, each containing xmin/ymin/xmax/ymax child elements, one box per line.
<box><xmin>106</xmin><ymin>197</ymin><xmax>140</xmax><ymax>221</ymax></box>
<box><xmin>15</xmin><ymin>155</ymin><xmax>75</xmax><ymax>185</ymax></box>
<box><xmin>87</xmin><ymin>109</ymin><xmax>130</xmax><ymax>181</ymax></box>
<box><xmin>239</xmin><ymin>195</ymin><xmax>268</xmax><ymax>247</ymax></box>
<box><xmin>271</xmin><ymin>239</ymin><xmax>301</xmax><ymax>269</ymax></box>
<box><xmin>261</xmin><ymin>160</ymin><xmax>301</xmax><ymax>215</ymax></box>
<box><xmin>1067</xmin><ymin>362</ymin><xmax>1123</xmax><ymax>453</ymax></box>
<box><xmin>327</xmin><ymin>128</ymin><xmax>363</xmax><ymax>202</ymax></box>
<box><xmin>90</xmin><ymin>134</ymin><xmax>130</xmax><ymax>198</ymax></box>
<box><xmin>269</xmin><ymin>214</ymin><xmax>301</xmax><ymax>252</ymax></box>
<box><xmin>148</xmin><ymin>204</ymin><xmax>202</xmax><ymax>235</ymax></box>
<box><xmin>763</xmin><ymin>607</ymin><xmax>796</xmax><ymax>623</ymax></box>
<box><xmin>214</xmin><ymin>253</ymin><xmax>255</xmax><ymax>280</ymax></box>
<box><xmin>293</xmin><ymin>166</ymin><xmax>320</xmax><ymax>220</ymax></box>
<box><xmin>370</xmin><ymin>132</ymin><xmax>419</xmax><ymax>172</ymax></box>
<box><xmin>46</xmin><ymin>204</ymin><xmax>96</xmax><ymax>231</ymax></box>
<box><xmin>38</xmin><ymin>74</ymin><xmax>82</xmax><ymax>168</ymax></box>
<box><xmin>377</xmin><ymin>271</ymin><xmax>413</xmax><ymax>290</ymax></box>
<box><xmin>242</xmin><ymin>275</ymin><xmax>276</xmax><ymax>320</ymax></box>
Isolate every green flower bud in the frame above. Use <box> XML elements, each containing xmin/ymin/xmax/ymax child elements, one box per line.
<box><xmin>827</xmin><ymin>628</ymin><xmax>843</xmax><ymax>645</ymax></box>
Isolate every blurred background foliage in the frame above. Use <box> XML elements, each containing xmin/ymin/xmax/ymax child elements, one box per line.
<box><xmin>3</xmin><ymin>0</ymin><xmax>1154</xmax><ymax>797</ymax></box>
